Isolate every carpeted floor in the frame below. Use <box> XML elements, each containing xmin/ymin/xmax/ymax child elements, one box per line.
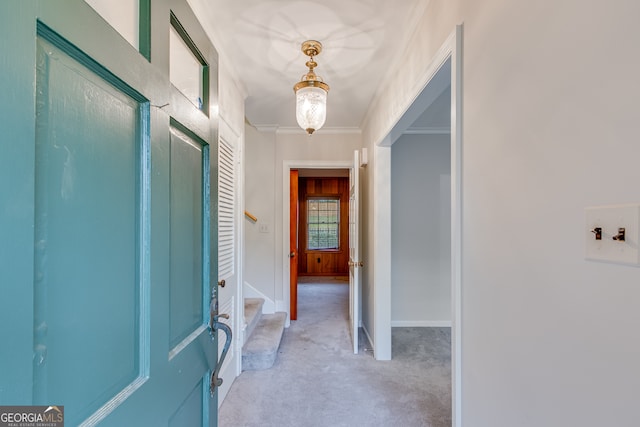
<box><xmin>219</xmin><ymin>279</ymin><xmax>452</xmax><ymax>427</ymax></box>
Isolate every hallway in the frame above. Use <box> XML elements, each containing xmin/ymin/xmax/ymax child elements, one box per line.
<box><xmin>220</xmin><ymin>279</ymin><xmax>451</xmax><ymax>426</ymax></box>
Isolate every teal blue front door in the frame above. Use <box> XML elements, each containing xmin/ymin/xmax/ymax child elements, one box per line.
<box><xmin>0</xmin><ymin>1</ymin><xmax>220</xmax><ymax>425</ymax></box>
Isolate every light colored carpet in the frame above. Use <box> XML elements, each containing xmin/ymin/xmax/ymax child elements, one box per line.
<box><xmin>219</xmin><ymin>280</ymin><xmax>451</xmax><ymax>427</ymax></box>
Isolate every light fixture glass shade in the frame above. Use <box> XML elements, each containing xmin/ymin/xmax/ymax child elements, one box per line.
<box><xmin>295</xmin><ymin>86</ymin><xmax>327</xmax><ymax>135</ymax></box>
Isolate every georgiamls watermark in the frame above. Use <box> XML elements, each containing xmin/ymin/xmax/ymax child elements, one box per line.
<box><xmin>0</xmin><ymin>406</ymin><xmax>64</xmax><ymax>427</ymax></box>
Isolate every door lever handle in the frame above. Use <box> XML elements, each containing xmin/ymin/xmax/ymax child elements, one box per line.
<box><xmin>208</xmin><ymin>312</ymin><xmax>232</xmax><ymax>397</ymax></box>
<box><xmin>209</xmin><ymin>311</ymin><xmax>230</xmax><ymax>333</ymax></box>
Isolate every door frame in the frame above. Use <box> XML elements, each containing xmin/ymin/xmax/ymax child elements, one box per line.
<box><xmin>282</xmin><ymin>160</ymin><xmax>352</xmax><ymax>326</ymax></box>
<box><xmin>374</xmin><ymin>25</ymin><xmax>463</xmax><ymax>426</ymax></box>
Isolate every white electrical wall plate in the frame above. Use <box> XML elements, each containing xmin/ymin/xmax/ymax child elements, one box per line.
<box><xmin>585</xmin><ymin>203</ymin><xmax>640</xmax><ymax>265</ymax></box>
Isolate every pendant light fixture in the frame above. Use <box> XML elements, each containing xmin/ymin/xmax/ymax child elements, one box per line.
<box><xmin>293</xmin><ymin>40</ymin><xmax>329</xmax><ymax>135</ymax></box>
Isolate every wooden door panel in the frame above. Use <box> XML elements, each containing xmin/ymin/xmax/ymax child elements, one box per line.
<box><xmin>297</xmin><ymin>177</ymin><xmax>349</xmax><ymax>276</ymax></box>
<box><xmin>290</xmin><ymin>169</ymin><xmax>299</xmax><ymax>320</ymax></box>
<box><xmin>304</xmin><ymin>253</ymin><xmax>346</xmax><ymax>275</ymax></box>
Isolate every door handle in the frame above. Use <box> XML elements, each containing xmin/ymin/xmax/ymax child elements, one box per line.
<box><xmin>209</xmin><ymin>316</ymin><xmax>231</xmax><ymax>397</ymax></box>
<box><xmin>218</xmin><ymin>279</ymin><xmax>226</xmax><ymax>288</ymax></box>
<box><xmin>208</xmin><ymin>294</ymin><xmax>232</xmax><ymax>397</ymax></box>
<box><xmin>289</xmin><ymin>251</ymin><xmax>295</xmax><ymax>258</ymax></box>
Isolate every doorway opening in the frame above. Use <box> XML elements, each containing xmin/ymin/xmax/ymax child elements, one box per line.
<box><xmin>289</xmin><ymin>168</ymin><xmax>350</xmax><ymax>322</ymax></box>
<box><xmin>297</xmin><ymin>172</ymin><xmax>350</xmax><ymax>278</ymax></box>
<box><xmin>378</xmin><ymin>25</ymin><xmax>463</xmax><ymax>426</ymax></box>
<box><xmin>389</xmin><ymin>58</ymin><xmax>452</xmax><ymax>423</ymax></box>
<box><xmin>391</xmin><ymin>61</ymin><xmax>452</xmax><ymax>329</ymax></box>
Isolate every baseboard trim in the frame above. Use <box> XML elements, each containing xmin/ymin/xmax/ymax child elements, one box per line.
<box><xmin>391</xmin><ymin>320</ymin><xmax>452</xmax><ymax>327</ymax></box>
<box><xmin>362</xmin><ymin>323</ymin><xmax>374</xmax><ymax>354</ymax></box>
<box><xmin>275</xmin><ymin>299</ymin><xmax>290</xmax><ymax>328</ymax></box>
<box><xmin>243</xmin><ymin>281</ymin><xmax>276</xmax><ymax>313</ymax></box>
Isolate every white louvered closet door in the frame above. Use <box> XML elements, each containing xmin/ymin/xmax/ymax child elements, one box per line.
<box><xmin>218</xmin><ymin>137</ymin><xmax>235</xmax><ymax>281</ymax></box>
<box><xmin>217</xmin><ymin>134</ymin><xmax>237</xmax><ymax>404</ymax></box>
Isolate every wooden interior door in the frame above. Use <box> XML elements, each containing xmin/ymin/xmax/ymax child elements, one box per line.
<box><xmin>290</xmin><ymin>169</ymin><xmax>299</xmax><ymax>320</ymax></box>
<box><xmin>0</xmin><ymin>1</ymin><xmax>220</xmax><ymax>425</ymax></box>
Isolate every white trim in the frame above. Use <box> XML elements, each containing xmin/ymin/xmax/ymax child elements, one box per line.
<box><xmin>252</xmin><ymin>125</ymin><xmax>363</xmax><ymax>135</ymax></box>
<box><xmin>219</xmin><ymin>114</ymin><xmax>241</xmax><ymax>139</ymax></box>
<box><xmin>404</xmin><ymin>126</ymin><xmax>451</xmax><ymax>135</ymax></box>
<box><xmin>362</xmin><ymin>323</ymin><xmax>375</xmax><ymax>355</ymax></box>
<box><xmin>282</xmin><ymin>160</ymin><xmax>353</xmax><ymax>326</ymax></box>
<box><xmin>391</xmin><ymin>320</ymin><xmax>452</xmax><ymax>328</ymax></box>
<box><xmin>373</xmin><ymin>145</ymin><xmax>392</xmax><ymax>360</ymax></box>
<box><xmin>451</xmin><ymin>25</ymin><xmax>464</xmax><ymax>427</ymax></box>
<box><xmin>275</xmin><ymin>300</ymin><xmax>287</xmax><ymax>315</ymax></box>
<box><xmin>243</xmin><ymin>280</ymin><xmax>276</xmax><ymax>313</ymax></box>
<box><xmin>277</xmin><ymin>126</ymin><xmax>362</xmax><ymax>135</ymax></box>
<box><xmin>218</xmin><ymin>112</ymin><xmax>245</xmax><ymax>384</ymax></box>
<box><xmin>253</xmin><ymin>124</ymin><xmax>279</xmax><ymax>132</ymax></box>
<box><xmin>234</xmin><ymin>126</ymin><xmax>245</xmax><ymax>379</ymax></box>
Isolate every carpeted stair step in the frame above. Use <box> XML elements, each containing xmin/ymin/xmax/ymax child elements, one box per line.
<box><xmin>243</xmin><ymin>298</ymin><xmax>264</xmax><ymax>345</ymax></box>
<box><xmin>242</xmin><ymin>312</ymin><xmax>286</xmax><ymax>371</ymax></box>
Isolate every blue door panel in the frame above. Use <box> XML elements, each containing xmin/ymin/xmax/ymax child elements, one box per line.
<box><xmin>33</xmin><ymin>32</ymin><xmax>146</xmax><ymax>425</ymax></box>
<box><xmin>169</xmin><ymin>377</ymin><xmax>205</xmax><ymax>427</ymax></box>
<box><xmin>0</xmin><ymin>2</ymin><xmax>219</xmax><ymax>425</ymax></box>
<box><xmin>169</xmin><ymin>126</ymin><xmax>205</xmax><ymax>349</ymax></box>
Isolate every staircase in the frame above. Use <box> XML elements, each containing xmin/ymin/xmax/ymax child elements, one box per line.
<box><xmin>242</xmin><ymin>298</ymin><xmax>286</xmax><ymax>370</ymax></box>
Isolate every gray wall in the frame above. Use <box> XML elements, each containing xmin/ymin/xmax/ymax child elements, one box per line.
<box><xmin>391</xmin><ymin>133</ymin><xmax>451</xmax><ymax>325</ymax></box>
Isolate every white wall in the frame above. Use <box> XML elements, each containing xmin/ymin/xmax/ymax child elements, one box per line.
<box><xmin>361</xmin><ymin>0</ymin><xmax>640</xmax><ymax>426</ymax></box>
<box><xmin>243</xmin><ymin>126</ymin><xmax>278</xmax><ymax>310</ymax></box>
<box><xmin>391</xmin><ymin>134</ymin><xmax>451</xmax><ymax>326</ymax></box>
<box><xmin>243</xmin><ymin>130</ymin><xmax>361</xmax><ymax>312</ymax></box>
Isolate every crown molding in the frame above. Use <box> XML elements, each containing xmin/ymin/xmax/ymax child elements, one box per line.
<box><xmin>276</xmin><ymin>126</ymin><xmax>362</xmax><ymax>135</ymax></box>
<box><xmin>403</xmin><ymin>126</ymin><xmax>450</xmax><ymax>135</ymax></box>
<box><xmin>252</xmin><ymin>124</ymin><xmax>280</xmax><ymax>133</ymax></box>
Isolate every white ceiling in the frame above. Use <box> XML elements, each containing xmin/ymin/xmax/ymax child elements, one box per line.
<box><xmin>188</xmin><ymin>0</ymin><xmax>431</xmax><ymax>131</ymax></box>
